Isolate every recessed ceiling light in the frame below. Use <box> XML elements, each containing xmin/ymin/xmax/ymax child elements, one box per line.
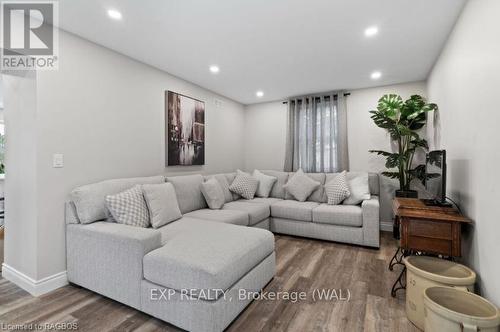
<box><xmin>371</xmin><ymin>71</ymin><xmax>382</xmax><ymax>80</ymax></box>
<box><xmin>209</xmin><ymin>65</ymin><xmax>220</xmax><ymax>74</ymax></box>
<box><xmin>364</xmin><ymin>26</ymin><xmax>378</xmax><ymax>37</ymax></box>
<box><xmin>107</xmin><ymin>9</ymin><xmax>122</xmax><ymax>20</ymax></box>
<box><xmin>256</xmin><ymin>91</ymin><xmax>264</xmax><ymax>98</ymax></box>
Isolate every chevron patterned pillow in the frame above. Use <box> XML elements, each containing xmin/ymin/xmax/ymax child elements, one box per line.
<box><xmin>105</xmin><ymin>185</ymin><xmax>150</xmax><ymax>227</ymax></box>
<box><xmin>229</xmin><ymin>169</ymin><xmax>259</xmax><ymax>199</ymax></box>
<box><xmin>325</xmin><ymin>171</ymin><xmax>350</xmax><ymax>205</ymax></box>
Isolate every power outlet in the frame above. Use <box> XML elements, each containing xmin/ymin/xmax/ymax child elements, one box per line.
<box><xmin>53</xmin><ymin>154</ymin><xmax>64</xmax><ymax>168</ymax></box>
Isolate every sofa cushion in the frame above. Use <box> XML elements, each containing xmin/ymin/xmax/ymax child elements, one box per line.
<box><xmin>324</xmin><ymin>171</ymin><xmax>350</xmax><ymax>205</ymax></box>
<box><xmin>271</xmin><ymin>200</ymin><xmax>320</xmax><ymax>222</ymax></box>
<box><xmin>184</xmin><ymin>209</ymin><xmax>248</xmax><ymax>226</ymax></box>
<box><xmin>229</xmin><ymin>170</ymin><xmax>259</xmax><ymax>199</ymax></box>
<box><xmin>105</xmin><ymin>185</ymin><xmax>150</xmax><ymax>228</ymax></box>
<box><xmin>260</xmin><ymin>170</ymin><xmax>289</xmax><ymax>199</ymax></box>
<box><xmin>166</xmin><ymin>174</ymin><xmax>208</xmax><ymax>214</ymax></box>
<box><xmin>312</xmin><ymin>204</ymin><xmax>363</xmax><ymax>227</ymax></box>
<box><xmin>253</xmin><ymin>170</ymin><xmax>277</xmax><ymax>198</ymax></box>
<box><xmin>343</xmin><ymin>172</ymin><xmax>371</xmax><ymax>205</ymax></box>
<box><xmin>70</xmin><ymin>175</ymin><xmax>164</xmax><ymax>224</ymax></box>
<box><xmin>143</xmin><ymin>218</ymin><xmax>274</xmax><ymax>299</ymax></box>
<box><xmin>224</xmin><ymin>173</ymin><xmax>241</xmax><ymax>201</ymax></box>
<box><xmin>283</xmin><ymin>169</ymin><xmax>321</xmax><ymax>202</ymax></box>
<box><xmin>285</xmin><ymin>172</ymin><xmax>325</xmax><ymax>202</ymax></box>
<box><xmin>142</xmin><ymin>183</ymin><xmax>182</xmax><ymax>228</ymax></box>
<box><xmin>201</xmin><ymin>178</ymin><xmax>225</xmax><ymax>209</ymax></box>
<box><xmin>223</xmin><ymin>201</ymin><xmax>270</xmax><ymax>225</ymax></box>
<box><xmin>206</xmin><ymin>174</ymin><xmax>234</xmax><ymax>203</ymax></box>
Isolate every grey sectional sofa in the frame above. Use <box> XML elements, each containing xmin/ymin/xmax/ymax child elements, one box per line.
<box><xmin>65</xmin><ymin>170</ymin><xmax>379</xmax><ymax>332</ymax></box>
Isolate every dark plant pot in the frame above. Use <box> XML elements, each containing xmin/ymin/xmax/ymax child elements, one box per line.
<box><xmin>395</xmin><ymin>190</ymin><xmax>418</xmax><ymax>198</ymax></box>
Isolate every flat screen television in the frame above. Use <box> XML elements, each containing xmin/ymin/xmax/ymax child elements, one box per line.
<box><xmin>423</xmin><ymin>150</ymin><xmax>451</xmax><ymax>206</ymax></box>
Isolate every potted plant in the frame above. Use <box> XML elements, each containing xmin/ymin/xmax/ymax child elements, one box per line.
<box><xmin>369</xmin><ymin>94</ymin><xmax>437</xmax><ymax>198</ymax></box>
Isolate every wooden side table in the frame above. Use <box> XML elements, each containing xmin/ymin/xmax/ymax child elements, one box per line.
<box><xmin>390</xmin><ymin>198</ymin><xmax>470</xmax><ymax>296</ymax></box>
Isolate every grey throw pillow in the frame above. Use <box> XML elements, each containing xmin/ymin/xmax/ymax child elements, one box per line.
<box><xmin>201</xmin><ymin>178</ymin><xmax>226</xmax><ymax>209</ymax></box>
<box><xmin>325</xmin><ymin>171</ymin><xmax>350</xmax><ymax>205</ymax></box>
<box><xmin>105</xmin><ymin>185</ymin><xmax>150</xmax><ymax>228</ymax></box>
<box><xmin>253</xmin><ymin>169</ymin><xmax>277</xmax><ymax>198</ymax></box>
<box><xmin>142</xmin><ymin>183</ymin><xmax>182</xmax><ymax>228</ymax></box>
<box><xmin>229</xmin><ymin>170</ymin><xmax>259</xmax><ymax>199</ymax></box>
<box><xmin>283</xmin><ymin>169</ymin><xmax>320</xmax><ymax>202</ymax></box>
<box><xmin>343</xmin><ymin>172</ymin><xmax>371</xmax><ymax>205</ymax></box>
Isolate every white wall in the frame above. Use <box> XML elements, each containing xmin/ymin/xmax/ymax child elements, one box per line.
<box><xmin>427</xmin><ymin>0</ymin><xmax>500</xmax><ymax>305</ymax></box>
<box><xmin>4</xmin><ymin>30</ymin><xmax>246</xmax><ymax>283</ymax></box>
<box><xmin>243</xmin><ymin>81</ymin><xmax>428</xmax><ymax>222</ymax></box>
<box><xmin>3</xmin><ymin>72</ymin><xmax>38</xmax><ymax>279</ymax></box>
<box><xmin>244</xmin><ymin>101</ymin><xmax>287</xmax><ymax>171</ymax></box>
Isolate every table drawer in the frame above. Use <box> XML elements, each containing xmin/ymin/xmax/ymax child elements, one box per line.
<box><xmin>409</xmin><ymin>219</ymin><xmax>452</xmax><ymax>240</ymax></box>
<box><xmin>408</xmin><ymin>236</ymin><xmax>452</xmax><ymax>256</ymax></box>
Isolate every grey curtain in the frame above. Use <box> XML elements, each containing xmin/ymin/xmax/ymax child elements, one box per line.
<box><xmin>284</xmin><ymin>92</ymin><xmax>349</xmax><ymax>173</ymax></box>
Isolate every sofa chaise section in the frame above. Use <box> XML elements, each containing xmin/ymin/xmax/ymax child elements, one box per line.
<box><xmin>143</xmin><ymin>218</ymin><xmax>274</xmax><ymax>297</ymax></box>
<box><xmin>140</xmin><ymin>218</ymin><xmax>276</xmax><ymax>332</ymax></box>
<box><xmin>141</xmin><ymin>252</ymin><xmax>275</xmax><ymax>332</ymax></box>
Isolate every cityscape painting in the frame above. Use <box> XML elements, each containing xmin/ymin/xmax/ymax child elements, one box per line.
<box><xmin>166</xmin><ymin>91</ymin><xmax>205</xmax><ymax>166</ymax></box>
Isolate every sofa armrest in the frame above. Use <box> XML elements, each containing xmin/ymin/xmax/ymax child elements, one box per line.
<box><xmin>362</xmin><ymin>196</ymin><xmax>380</xmax><ymax>248</ymax></box>
<box><xmin>65</xmin><ymin>201</ymin><xmax>80</xmax><ymax>224</ymax></box>
<box><xmin>66</xmin><ymin>222</ymin><xmax>162</xmax><ymax>309</ymax></box>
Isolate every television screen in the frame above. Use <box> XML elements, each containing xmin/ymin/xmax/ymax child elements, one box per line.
<box><xmin>425</xmin><ymin>150</ymin><xmax>446</xmax><ymax>203</ymax></box>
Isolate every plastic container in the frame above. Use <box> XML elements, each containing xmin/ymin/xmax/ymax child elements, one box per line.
<box><xmin>404</xmin><ymin>256</ymin><xmax>476</xmax><ymax>330</ymax></box>
<box><xmin>424</xmin><ymin>286</ymin><xmax>500</xmax><ymax>332</ymax></box>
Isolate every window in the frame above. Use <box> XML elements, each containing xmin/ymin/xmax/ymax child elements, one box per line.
<box><xmin>284</xmin><ymin>94</ymin><xmax>349</xmax><ymax>173</ymax></box>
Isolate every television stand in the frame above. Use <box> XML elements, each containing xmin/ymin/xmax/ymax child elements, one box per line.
<box><xmin>421</xmin><ymin>198</ymin><xmax>452</xmax><ymax>207</ymax></box>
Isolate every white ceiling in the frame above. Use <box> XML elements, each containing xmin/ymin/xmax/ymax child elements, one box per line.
<box><xmin>56</xmin><ymin>0</ymin><xmax>466</xmax><ymax>104</ymax></box>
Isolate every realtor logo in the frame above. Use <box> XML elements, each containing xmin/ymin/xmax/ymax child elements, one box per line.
<box><xmin>1</xmin><ymin>1</ymin><xmax>59</xmax><ymax>70</ymax></box>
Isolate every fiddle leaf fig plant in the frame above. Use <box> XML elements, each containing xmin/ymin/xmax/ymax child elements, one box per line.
<box><xmin>369</xmin><ymin>94</ymin><xmax>437</xmax><ymax>192</ymax></box>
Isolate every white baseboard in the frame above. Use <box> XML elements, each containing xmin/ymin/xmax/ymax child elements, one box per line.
<box><xmin>380</xmin><ymin>221</ymin><xmax>393</xmax><ymax>232</ymax></box>
<box><xmin>1</xmin><ymin>263</ymin><xmax>68</xmax><ymax>296</ymax></box>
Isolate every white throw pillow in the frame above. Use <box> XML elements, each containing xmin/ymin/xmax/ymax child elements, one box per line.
<box><xmin>229</xmin><ymin>170</ymin><xmax>259</xmax><ymax>199</ymax></box>
<box><xmin>253</xmin><ymin>169</ymin><xmax>277</xmax><ymax>198</ymax></box>
<box><xmin>142</xmin><ymin>183</ymin><xmax>182</xmax><ymax>228</ymax></box>
<box><xmin>105</xmin><ymin>185</ymin><xmax>150</xmax><ymax>228</ymax></box>
<box><xmin>283</xmin><ymin>169</ymin><xmax>320</xmax><ymax>202</ymax></box>
<box><xmin>343</xmin><ymin>172</ymin><xmax>371</xmax><ymax>205</ymax></box>
<box><xmin>201</xmin><ymin>177</ymin><xmax>226</xmax><ymax>209</ymax></box>
<box><xmin>325</xmin><ymin>171</ymin><xmax>350</xmax><ymax>205</ymax></box>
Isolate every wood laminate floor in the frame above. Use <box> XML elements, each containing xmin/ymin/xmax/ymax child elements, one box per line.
<box><xmin>0</xmin><ymin>232</ymin><xmax>418</xmax><ymax>332</ymax></box>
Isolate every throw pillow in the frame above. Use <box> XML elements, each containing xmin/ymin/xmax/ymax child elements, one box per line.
<box><xmin>105</xmin><ymin>185</ymin><xmax>150</xmax><ymax>227</ymax></box>
<box><xmin>283</xmin><ymin>169</ymin><xmax>320</xmax><ymax>202</ymax></box>
<box><xmin>201</xmin><ymin>177</ymin><xmax>226</xmax><ymax>209</ymax></box>
<box><xmin>325</xmin><ymin>171</ymin><xmax>350</xmax><ymax>205</ymax></box>
<box><xmin>142</xmin><ymin>183</ymin><xmax>182</xmax><ymax>228</ymax></box>
<box><xmin>253</xmin><ymin>169</ymin><xmax>277</xmax><ymax>198</ymax></box>
<box><xmin>229</xmin><ymin>170</ymin><xmax>259</xmax><ymax>199</ymax></box>
<box><xmin>343</xmin><ymin>172</ymin><xmax>371</xmax><ymax>205</ymax></box>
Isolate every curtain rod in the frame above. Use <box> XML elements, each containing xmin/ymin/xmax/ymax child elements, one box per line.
<box><xmin>282</xmin><ymin>92</ymin><xmax>351</xmax><ymax>104</ymax></box>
